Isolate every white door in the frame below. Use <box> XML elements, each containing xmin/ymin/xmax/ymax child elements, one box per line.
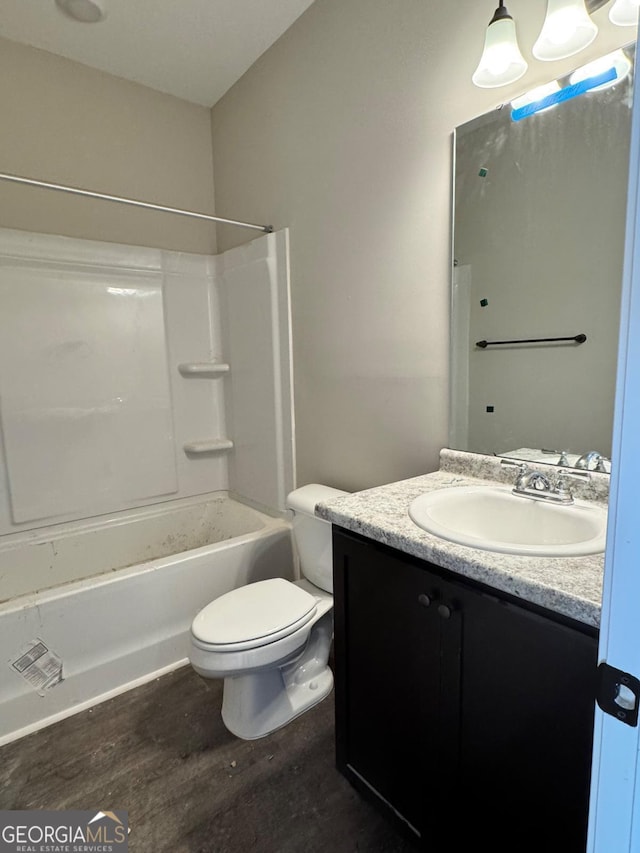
<box><xmin>587</xmin><ymin>29</ymin><xmax>640</xmax><ymax>851</ymax></box>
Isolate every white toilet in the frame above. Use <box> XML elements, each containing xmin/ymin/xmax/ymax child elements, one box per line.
<box><xmin>189</xmin><ymin>484</ymin><xmax>347</xmax><ymax>740</ymax></box>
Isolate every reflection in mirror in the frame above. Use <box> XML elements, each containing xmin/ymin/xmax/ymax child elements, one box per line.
<box><xmin>450</xmin><ymin>42</ymin><xmax>636</xmax><ymax>474</ymax></box>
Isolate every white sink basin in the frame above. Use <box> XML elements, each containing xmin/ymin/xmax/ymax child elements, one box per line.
<box><xmin>408</xmin><ymin>486</ymin><xmax>607</xmax><ymax>557</ymax></box>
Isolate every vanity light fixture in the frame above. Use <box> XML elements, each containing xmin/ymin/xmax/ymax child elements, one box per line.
<box><xmin>532</xmin><ymin>0</ymin><xmax>598</xmax><ymax>61</ymax></box>
<box><xmin>472</xmin><ymin>1</ymin><xmax>636</xmax><ymax>89</ymax></box>
<box><xmin>569</xmin><ymin>48</ymin><xmax>632</xmax><ymax>89</ymax></box>
<box><xmin>55</xmin><ymin>0</ymin><xmax>107</xmax><ymax>23</ymax></box>
<box><xmin>472</xmin><ymin>1</ymin><xmax>528</xmax><ymax>88</ymax></box>
<box><xmin>609</xmin><ymin>0</ymin><xmax>640</xmax><ymax>26</ymax></box>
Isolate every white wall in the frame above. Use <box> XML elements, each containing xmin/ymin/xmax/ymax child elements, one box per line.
<box><xmin>210</xmin><ymin>0</ymin><xmax>632</xmax><ymax>492</ymax></box>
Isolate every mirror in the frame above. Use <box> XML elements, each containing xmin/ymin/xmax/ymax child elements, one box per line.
<box><xmin>450</xmin><ymin>43</ymin><xmax>636</xmax><ymax>474</ymax></box>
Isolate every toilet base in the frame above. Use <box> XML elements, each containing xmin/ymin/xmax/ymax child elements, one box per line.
<box><xmin>221</xmin><ymin>664</ymin><xmax>334</xmax><ymax>740</ymax></box>
<box><xmin>192</xmin><ymin>588</ymin><xmax>335</xmax><ymax>740</ymax></box>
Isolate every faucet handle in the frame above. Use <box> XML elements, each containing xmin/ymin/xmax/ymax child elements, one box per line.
<box><xmin>557</xmin><ymin>450</ymin><xmax>570</xmax><ymax>466</ymax></box>
<box><xmin>500</xmin><ymin>459</ymin><xmax>531</xmax><ymax>490</ymax></box>
<box><xmin>554</xmin><ymin>468</ymin><xmax>590</xmax><ymax>502</ymax></box>
<box><xmin>500</xmin><ymin>458</ymin><xmax>528</xmax><ymax>471</ymax></box>
<box><xmin>557</xmin><ymin>468</ymin><xmax>590</xmax><ymax>480</ymax></box>
<box><xmin>595</xmin><ymin>456</ymin><xmax>610</xmax><ymax>473</ymax></box>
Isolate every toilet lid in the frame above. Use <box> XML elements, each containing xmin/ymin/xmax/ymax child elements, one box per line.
<box><xmin>191</xmin><ymin>578</ymin><xmax>318</xmax><ymax>647</ymax></box>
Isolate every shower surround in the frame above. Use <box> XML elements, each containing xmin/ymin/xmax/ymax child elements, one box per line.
<box><xmin>0</xmin><ymin>225</ymin><xmax>295</xmax><ymax>744</ymax></box>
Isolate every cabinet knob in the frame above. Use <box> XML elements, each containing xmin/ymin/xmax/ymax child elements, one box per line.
<box><xmin>418</xmin><ymin>593</ymin><xmax>431</xmax><ymax>608</ymax></box>
<box><xmin>438</xmin><ymin>604</ymin><xmax>452</xmax><ymax>619</ymax></box>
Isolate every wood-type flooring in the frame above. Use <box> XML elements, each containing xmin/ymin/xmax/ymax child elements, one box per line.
<box><xmin>0</xmin><ymin>664</ymin><xmax>420</xmax><ymax>853</ymax></box>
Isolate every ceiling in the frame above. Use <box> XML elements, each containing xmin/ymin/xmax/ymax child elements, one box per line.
<box><xmin>0</xmin><ymin>0</ymin><xmax>316</xmax><ymax>107</ymax></box>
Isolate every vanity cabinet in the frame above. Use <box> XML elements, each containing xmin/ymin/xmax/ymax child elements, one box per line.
<box><xmin>332</xmin><ymin>527</ymin><xmax>599</xmax><ymax>852</ymax></box>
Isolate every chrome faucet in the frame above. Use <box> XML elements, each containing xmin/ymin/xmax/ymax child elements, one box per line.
<box><xmin>501</xmin><ymin>460</ymin><xmax>553</xmax><ymax>498</ymax></box>
<box><xmin>575</xmin><ymin>450</ymin><xmax>608</xmax><ymax>471</ymax></box>
<box><xmin>515</xmin><ymin>467</ymin><xmax>553</xmax><ymax>494</ymax></box>
<box><xmin>500</xmin><ymin>460</ymin><xmax>590</xmax><ymax>504</ymax></box>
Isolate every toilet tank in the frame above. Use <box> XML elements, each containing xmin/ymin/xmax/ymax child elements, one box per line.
<box><xmin>286</xmin><ymin>484</ymin><xmax>348</xmax><ymax>593</ymax></box>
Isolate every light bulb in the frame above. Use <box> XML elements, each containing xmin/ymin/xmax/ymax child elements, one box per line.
<box><xmin>486</xmin><ymin>41</ymin><xmax>514</xmax><ymax>75</ymax></box>
<box><xmin>472</xmin><ymin>4</ymin><xmax>528</xmax><ymax>89</ymax></box>
<box><xmin>569</xmin><ymin>49</ymin><xmax>632</xmax><ymax>90</ymax></box>
<box><xmin>546</xmin><ymin>9</ymin><xmax>583</xmax><ymax>44</ymax></box>
<box><xmin>511</xmin><ymin>81</ymin><xmax>561</xmax><ymax>111</ymax></box>
<box><xmin>533</xmin><ymin>0</ymin><xmax>597</xmax><ymax>61</ymax></box>
<box><xmin>609</xmin><ymin>0</ymin><xmax>640</xmax><ymax>27</ymax></box>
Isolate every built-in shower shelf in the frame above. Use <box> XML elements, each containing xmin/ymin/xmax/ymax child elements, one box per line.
<box><xmin>183</xmin><ymin>439</ymin><xmax>234</xmax><ymax>455</ymax></box>
<box><xmin>178</xmin><ymin>362</ymin><xmax>230</xmax><ymax>377</ymax></box>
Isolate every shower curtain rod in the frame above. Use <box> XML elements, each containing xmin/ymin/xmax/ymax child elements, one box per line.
<box><xmin>0</xmin><ymin>171</ymin><xmax>274</xmax><ymax>234</ymax></box>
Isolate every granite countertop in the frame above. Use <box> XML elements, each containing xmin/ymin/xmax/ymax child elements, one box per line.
<box><xmin>316</xmin><ymin>449</ymin><xmax>609</xmax><ymax>628</ymax></box>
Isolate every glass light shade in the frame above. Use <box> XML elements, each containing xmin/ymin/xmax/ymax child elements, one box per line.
<box><xmin>609</xmin><ymin>0</ymin><xmax>640</xmax><ymax>27</ymax></box>
<box><xmin>472</xmin><ymin>15</ymin><xmax>528</xmax><ymax>88</ymax></box>
<box><xmin>569</xmin><ymin>49</ymin><xmax>632</xmax><ymax>90</ymax></box>
<box><xmin>511</xmin><ymin>81</ymin><xmax>561</xmax><ymax>111</ymax></box>
<box><xmin>532</xmin><ymin>0</ymin><xmax>598</xmax><ymax>61</ymax></box>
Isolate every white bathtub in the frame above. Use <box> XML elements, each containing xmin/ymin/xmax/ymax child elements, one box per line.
<box><xmin>0</xmin><ymin>493</ymin><xmax>294</xmax><ymax>746</ymax></box>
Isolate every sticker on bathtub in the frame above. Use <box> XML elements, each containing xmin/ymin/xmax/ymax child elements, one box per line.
<box><xmin>10</xmin><ymin>638</ymin><xmax>63</xmax><ymax>693</ymax></box>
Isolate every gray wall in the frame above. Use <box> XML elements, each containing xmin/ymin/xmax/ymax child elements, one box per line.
<box><xmin>0</xmin><ymin>4</ymin><xmax>631</xmax><ymax>494</ymax></box>
<box><xmin>0</xmin><ymin>37</ymin><xmax>216</xmax><ymax>254</ymax></box>
<box><xmin>209</xmin><ymin>0</ymin><xmax>630</xmax><ymax>492</ymax></box>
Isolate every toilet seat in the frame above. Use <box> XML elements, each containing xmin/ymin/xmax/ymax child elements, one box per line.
<box><xmin>191</xmin><ymin>577</ymin><xmax>318</xmax><ymax>652</ymax></box>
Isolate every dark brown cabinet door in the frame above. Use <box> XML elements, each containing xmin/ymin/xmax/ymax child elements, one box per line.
<box><xmin>333</xmin><ymin>527</ymin><xmax>598</xmax><ymax>852</ymax></box>
<box><xmin>333</xmin><ymin>528</ymin><xmax>442</xmax><ymax>837</ymax></box>
<box><xmin>453</xmin><ymin>585</ymin><xmax>597</xmax><ymax>853</ymax></box>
